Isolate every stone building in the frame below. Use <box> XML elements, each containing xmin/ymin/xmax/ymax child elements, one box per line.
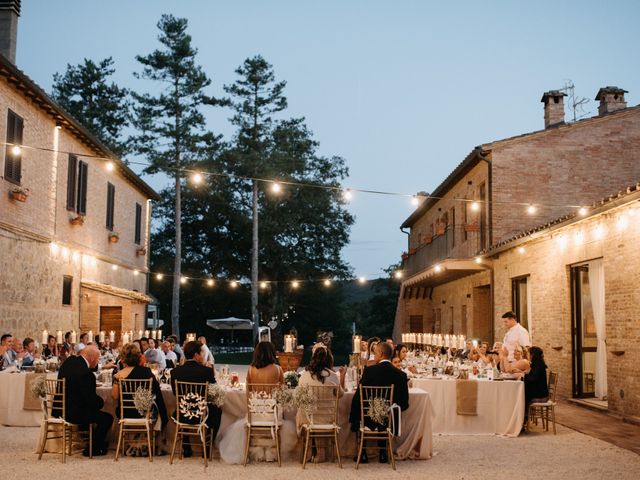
<box><xmin>487</xmin><ymin>184</ymin><xmax>640</xmax><ymax>420</ymax></box>
<box><xmin>393</xmin><ymin>85</ymin><xmax>640</xmax><ymax>352</ymax></box>
<box><xmin>0</xmin><ymin>2</ymin><xmax>160</xmax><ymax>341</ymax></box>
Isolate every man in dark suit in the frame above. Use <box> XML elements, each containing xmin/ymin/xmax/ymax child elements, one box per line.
<box><xmin>349</xmin><ymin>341</ymin><xmax>409</xmax><ymax>464</ymax></box>
<box><xmin>171</xmin><ymin>340</ymin><xmax>221</xmax><ymax>456</ymax></box>
<box><xmin>57</xmin><ymin>344</ymin><xmax>113</xmax><ymax>456</ymax></box>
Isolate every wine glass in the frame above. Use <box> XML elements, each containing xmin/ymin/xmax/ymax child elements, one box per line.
<box><xmin>16</xmin><ymin>358</ymin><xmax>23</xmax><ymax>372</ymax></box>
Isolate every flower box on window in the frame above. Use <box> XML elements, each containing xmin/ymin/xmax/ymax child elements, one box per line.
<box><xmin>401</xmin><ymin>252</ymin><xmax>409</xmax><ymax>260</ymax></box>
<box><xmin>69</xmin><ymin>215</ymin><xmax>84</xmax><ymax>226</ymax></box>
<box><xmin>435</xmin><ymin>226</ymin><xmax>446</xmax><ymax>236</ymax></box>
<box><xmin>422</xmin><ymin>234</ymin><xmax>433</xmax><ymax>244</ymax></box>
<box><xmin>9</xmin><ymin>187</ymin><xmax>29</xmax><ymax>202</ymax></box>
<box><xmin>408</xmin><ymin>247</ymin><xmax>417</xmax><ymax>255</ymax></box>
<box><xmin>108</xmin><ymin>232</ymin><xmax>120</xmax><ymax>244</ymax></box>
<box><xmin>464</xmin><ymin>223</ymin><xmax>480</xmax><ymax>232</ymax></box>
<box><xmin>136</xmin><ymin>247</ymin><xmax>147</xmax><ymax>257</ymax></box>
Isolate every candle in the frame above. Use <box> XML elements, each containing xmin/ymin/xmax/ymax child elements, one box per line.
<box><xmin>138</xmin><ymin>330</ymin><xmax>143</xmax><ymax>340</ymax></box>
<box><xmin>87</xmin><ymin>330</ymin><xmax>93</xmax><ymax>343</ymax></box>
<box><xmin>352</xmin><ymin>335</ymin><xmax>362</xmax><ymax>354</ymax></box>
<box><xmin>42</xmin><ymin>330</ymin><xmax>48</xmax><ymax>346</ymax></box>
<box><xmin>99</xmin><ymin>331</ymin><xmax>105</xmax><ymax>343</ymax></box>
<box><xmin>144</xmin><ymin>330</ymin><xmax>150</xmax><ymax>338</ymax></box>
<box><xmin>70</xmin><ymin>331</ymin><xmax>77</xmax><ymax>343</ymax></box>
<box><xmin>56</xmin><ymin>330</ymin><xmax>63</xmax><ymax>344</ymax></box>
<box><xmin>109</xmin><ymin>331</ymin><xmax>115</xmax><ymax>342</ymax></box>
<box><xmin>426</xmin><ymin>333</ymin><xmax>432</xmax><ymax>345</ymax></box>
<box><xmin>123</xmin><ymin>332</ymin><xmax>130</xmax><ymax>344</ymax></box>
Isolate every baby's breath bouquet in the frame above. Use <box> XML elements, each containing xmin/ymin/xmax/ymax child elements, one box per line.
<box><xmin>207</xmin><ymin>383</ymin><xmax>226</xmax><ymax>407</ymax></box>
<box><xmin>30</xmin><ymin>375</ymin><xmax>46</xmax><ymax>399</ymax></box>
<box><xmin>367</xmin><ymin>397</ymin><xmax>390</xmax><ymax>425</ymax></box>
<box><xmin>133</xmin><ymin>387</ymin><xmax>155</xmax><ymax>416</ymax></box>
<box><xmin>294</xmin><ymin>384</ymin><xmax>316</xmax><ymax>416</ymax></box>
<box><xmin>273</xmin><ymin>386</ymin><xmax>295</xmax><ymax>411</ymax></box>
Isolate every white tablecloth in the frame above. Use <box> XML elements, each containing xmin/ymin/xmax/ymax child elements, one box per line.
<box><xmin>412</xmin><ymin>378</ymin><xmax>524</xmax><ymax>437</ymax></box>
<box><xmin>0</xmin><ymin>372</ymin><xmax>45</xmax><ymax>427</ymax></box>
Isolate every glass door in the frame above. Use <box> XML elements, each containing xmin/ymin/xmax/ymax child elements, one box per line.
<box><xmin>571</xmin><ymin>265</ymin><xmax>597</xmax><ymax>398</ymax></box>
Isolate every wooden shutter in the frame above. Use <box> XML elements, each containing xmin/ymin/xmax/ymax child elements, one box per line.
<box><xmin>4</xmin><ymin>110</ymin><xmax>23</xmax><ymax>184</ymax></box>
<box><xmin>106</xmin><ymin>182</ymin><xmax>115</xmax><ymax>230</ymax></box>
<box><xmin>134</xmin><ymin>203</ymin><xmax>142</xmax><ymax>244</ymax></box>
<box><xmin>66</xmin><ymin>154</ymin><xmax>77</xmax><ymax>210</ymax></box>
<box><xmin>77</xmin><ymin>161</ymin><xmax>88</xmax><ymax>215</ymax></box>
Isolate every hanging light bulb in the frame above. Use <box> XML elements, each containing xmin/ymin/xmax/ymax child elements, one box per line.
<box><xmin>112</xmin><ymin>264</ymin><xmax>118</xmax><ymax>271</ymax></box>
<box><xmin>133</xmin><ymin>269</ymin><xmax>139</xmax><ymax>276</ymax></box>
<box><xmin>434</xmin><ymin>265</ymin><xmax>442</xmax><ymax>273</ymax></box>
<box><xmin>291</xmin><ymin>280</ymin><xmax>300</xmax><ymax>289</ymax></box>
<box><xmin>105</xmin><ymin>161</ymin><xmax>114</xmax><ymax>172</ymax></box>
<box><xmin>207</xmin><ymin>279</ymin><xmax>215</xmax><ymax>287</ymax></box>
<box><xmin>271</xmin><ymin>182</ymin><xmax>282</xmax><ymax>193</ymax></box>
<box><xmin>411</xmin><ymin>195</ymin><xmax>420</xmax><ymax>207</ymax></box>
<box><xmin>517</xmin><ymin>246</ymin><xmax>526</xmax><ymax>254</ymax></box>
<box><xmin>156</xmin><ymin>273</ymin><xmax>163</xmax><ymax>280</ymax></box>
<box><xmin>260</xmin><ymin>281</ymin><xmax>268</xmax><ymax>289</ymax></box>
<box><xmin>180</xmin><ymin>276</ymin><xmax>188</xmax><ymax>284</ymax></box>
<box><xmin>342</xmin><ymin>189</ymin><xmax>353</xmax><ymax>202</ymax></box>
<box><xmin>474</xmin><ymin>256</ymin><xmax>482</xmax><ymax>264</ymax></box>
<box><xmin>323</xmin><ymin>279</ymin><xmax>332</xmax><ymax>287</ymax></box>
<box><xmin>192</xmin><ymin>172</ymin><xmax>203</xmax><ymax>185</ymax></box>
<box><xmin>470</xmin><ymin>201</ymin><xmax>480</xmax><ymax>212</ymax></box>
<box><xmin>394</xmin><ymin>271</ymin><xmax>403</xmax><ymax>279</ymax></box>
<box><xmin>230</xmin><ymin>280</ymin><xmax>238</xmax><ymax>288</ymax></box>
<box><xmin>358</xmin><ymin>276</ymin><xmax>367</xmax><ymax>284</ymax></box>
<box><xmin>11</xmin><ymin>145</ymin><xmax>21</xmax><ymax>156</ymax></box>
<box><xmin>526</xmin><ymin>205</ymin><xmax>537</xmax><ymax>215</ymax></box>
<box><xmin>578</xmin><ymin>207</ymin><xmax>588</xmax><ymax>217</ymax></box>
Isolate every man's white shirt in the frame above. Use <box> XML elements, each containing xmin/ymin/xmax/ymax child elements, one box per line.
<box><xmin>503</xmin><ymin>323</ymin><xmax>531</xmax><ymax>360</ymax></box>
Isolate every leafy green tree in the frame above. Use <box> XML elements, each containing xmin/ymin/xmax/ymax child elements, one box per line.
<box><xmin>131</xmin><ymin>14</ymin><xmax>224</xmax><ymax>338</ymax></box>
<box><xmin>52</xmin><ymin>57</ymin><xmax>130</xmax><ymax>156</ymax></box>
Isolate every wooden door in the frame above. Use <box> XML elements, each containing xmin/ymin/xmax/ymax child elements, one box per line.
<box><xmin>100</xmin><ymin>306</ymin><xmax>123</xmax><ymax>341</ymax></box>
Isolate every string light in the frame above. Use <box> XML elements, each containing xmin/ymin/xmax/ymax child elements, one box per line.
<box><xmin>105</xmin><ymin>161</ymin><xmax>114</xmax><ymax>172</ymax></box>
<box><xmin>230</xmin><ymin>280</ymin><xmax>238</xmax><ymax>288</ymax></box>
<box><xmin>434</xmin><ymin>265</ymin><xmax>442</xmax><ymax>273</ymax></box>
<box><xmin>11</xmin><ymin>145</ymin><xmax>21</xmax><ymax>156</ymax></box>
<box><xmin>527</xmin><ymin>205</ymin><xmax>537</xmax><ymax>215</ymax></box>
<box><xmin>394</xmin><ymin>271</ymin><xmax>403</xmax><ymax>279</ymax></box>
<box><xmin>133</xmin><ymin>269</ymin><xmax>139</xmax><ymax>275</ymax></box>
<box><xmin>470</xmin><ymin>201</ymin><xmax>480</xmax><ymax>212</ymax></box>
<box><xmin>517</xmin><ymin>246</ymin><xmax>526</xmax><ymax>254</ymax></box>
<box><xmin>291</xmin><ymin>280</ymin><xmax>300</xmax><ymax>289</ymax></box>
<box><xmin>474</xmin><ymin>256</ymin><xmax>482</xmax><ymax>264</ymax></box>
<box><xmin>112</xmin><ymin>265</ymin><xmax>118</xmax><ymax>271</ymax></box>
<box><xmin>180</xmin><ymin>276</ymin><xmax>188</xmax><ymax>284</ymax></box>
<box><xmin>271</xmin><ymin>182</ymin><xmax>282</xmax><ymax>193</ymax></box>
<box><xmin>207</xmin><ymin>279</ymin><xmax>215</xmax><ymax>287</ymax></box>
<box><xmin>578</xmin><ymin>207</ymin><xmax>588</xmax><ymax>217</ymax></box>
<box><xmin>323</xmin><ymin>279</ymin><xmax>332</xmax><ymax>286</ymax></box>
<box><xmin>342</xmin><ymin>189</ymin><xmax>353</xmax><ymax>201</ymax></box>
<box><xmin>260</xmin><ymin>281</ymin><xmax>268</xmax><ymax>289</ymax></box>
<box><xmin>156</xmin><ymin>273</ymin><xmax>163</xmax><ymax>280</ymax></box>
<box><xmin>358</xmin><ymin>276</ymin><xmax>367</xmax><ymax>284</ymax></box>
<box><xmin>192</xmin><ymin>172</ymin><xmax>203</xmax><ymax>185</ymax></box>
<box><xmin>411</xmin><ymin>195</ymin><xmax>420</xmax><ymax>207</ymax></box>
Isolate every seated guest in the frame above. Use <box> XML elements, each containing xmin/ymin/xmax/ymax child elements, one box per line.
<box><xmin>391</xmin><ymin>355</ymin><xmax>402</xmax><ymax>369</ymax></box>
<box><xmin>246</xmin><ymin>341</ymin><xmax>284</xmax><ymax>386</ymax></box>
<box><xmin>12</xmin><ymin>337</ymin><xmax>25</xmax><ymax>364</ymax></box>
<box><xmin>1</xmin><ymin>334</ymin><xmax>16</xmax><ymax>367</ymax></box>
<box><xmin>524</xmin><ymin>346</ymin><xmax>549</xmax><ymax>422</ymax></box>
<box><xmin>349</xmin><ymin>342</ymin><xmax>409</xmax><ymax>464</ymax></box>
<box><xmin>393</xmin><ymin>343</ymin><xmax>417</xmax><ymax>375</ymax></box>
<box><xmin>167</xmin><ymin>335</ymin><xmax>183</xmax><ymax>363</ymax></box>
<box><xmin>470</xmin><ymin>342</ymin><xmax>492</xmax><ymax>366</ymax></box>
<box><xmin>161</xmin><ymin>341</ymin><xmax>177</xmax><ymax>368</ymax></box>
<box><xmin>500</xmin><ymin>345</ymin><xmax>530</xmax><ymax>375</ymax></box>
<box><xmin>100</xmin><ymin>337</ymin><xmax>114</xmax><ymax>355</ymax></box>
<box><xmin>58</xmin><ymin>331</ymin><xmax>72</xmax><ymax>362</ymax></box>
<box><xmin>145</xmin><ymin>338</ymin><xmax>166</xmax><ymax>369</ymax></box>
<box><xmin>133</xmin><ymin>340</ymin><xmax>147</xmax><ymax>366</ymax></box>
<box><xmin>112</xmin><ymin>343</ymin><xmax>168</xmax><ymax>426</ymax></box>
<box><xmin>22</xmin><ymin>337</ymin><xmax>40</xmax><ymax>366</ymax></box>
<box><xmin>171</xmin><ymin>341</ymin><xmax>222</xmax><ymax>456</ymax></box>
<box><xmin>43</xmin><ymin>335</ymin><xmax>58</xmax><ymax>358</ymax></box>
<box><xmin>457</xmin><ymin>340</ymin><xmax>473</xmax><ymax>359</ymax></box>
<box><xmin>297</xmin><ymin>346</ymin><xmax>344</xmax><ymax>426</ymax></box>
<box><xmin>384</xmin><ymin>337</ymin><xmax>395</xmax><ymax>348</ymax></box>
<box><xmin>57</xmin><ymin>345</ymin><xmax>113</xmax><ymax>456</ymax></box>
<box><xmin>365</xmin><ymin>337</ymin><xmax>380</xmax><ymax>367</ymax></box>
<box><xmin>74</xmin><ymin>332</ymin><xmax>89</xmax><ymax>353</ymax></box>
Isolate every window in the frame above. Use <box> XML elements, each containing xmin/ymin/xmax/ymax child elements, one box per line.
<box><xmin>409</xmin><ymin>315</ymin><xmax>423</xmax><ymax>333</ymax></box>
<box><xmin>511</xmin><ymin>276</ymin><xmax>529</xmax><ymax>330</ymax></box>
<box><xmin>134</xmin><ymin>203</ymin><xmax>142</xmax><ymax>244</ymax></box>
<box><xmin>68</xmin><ymin>160</ymin><xmax>89</xmax><ymax>215</ymax></box>
<box><xmin>4</xmin><ymin>109</ymin><xmax>23</xmax><ymax>184</ymax></box>
<box><xmin>62</xmin><ymin>276</ymin><xmax>73</xmax><ymax>305</ymax></box>
<box><xmin>450</xmin><ymin>207</ymin><xmax>456</xmax><ymax>248</ymax></box>
<box><xmin>463</xmin><ymin>199</ymin><xmax>469</xmax><ymax>241</ymax></box>
<box><xmin>106</xmin><ymin>183</ymin><xmax>115</xmax><ymax>230</ymax></box>
<box><xmin>479</xmin><ymin>183</ymin><xmax>487</xmax><ymax>250</ymax></box>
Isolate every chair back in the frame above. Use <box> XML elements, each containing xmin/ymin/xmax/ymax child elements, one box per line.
<box><xmin>548</xmin><ymin>371</ymin><xmax>559</xmax><ymax>402</ymax></box>
<box><xmin>174</xmin><ymin>380</ymin><xmax>209</xmax><ymax>425</ymax></box>
<box><xmin>359</xmin><ymin>385</ymin><xmax>394</xmax><ymax>429</ymax></box>
<box><xmin>246</xmin><ymin>383</ymin><xmax>279</xmax><ymax>425</ymax></box>
<box><xmin>43</xmin><ymin>378</ymin><xmax>65</xmax><ymax>421</ymax></box>
<box><xmin>119</xmin><ymin>378</ymin><xmax>154</xmax><ymax>419</ymax></box>
<box><xmin>306</xmin><ymin>384</ymin><xmax>339</xmax><ymax>426</ymax></box>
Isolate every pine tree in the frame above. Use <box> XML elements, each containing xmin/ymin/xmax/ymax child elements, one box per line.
<box><xmin>131</xmin><ymin>14</ymin><xmax>224</xmax><ymax>339</ymax></box>
<box><xmin>52</xmin><ymin>57</ymin><xmax>130</xmax><ymax>156</ymax></box>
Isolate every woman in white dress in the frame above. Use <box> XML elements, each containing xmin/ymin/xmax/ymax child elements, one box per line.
<box><xmin>218</xmin><ymin>341</ymin><xmax>298</xmax><ymax>464</ymax></box>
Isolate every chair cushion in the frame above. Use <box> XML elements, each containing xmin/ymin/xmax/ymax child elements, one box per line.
<box><xmin>530</xmin><ymin>401</ymin><xmax>556</xmax><ymax>407</ymax></box>
<box><xmin>119</xmin><ymin>418</ymin><xmax>150</xmax><ymax>425</ymax></box>
<box><xmin>247</xmin><ymin>420</ymin><xmax>282</xmax><ymax>427</ymax></box>
<box><xmin>307</xmin><ymin>423</ymin><xmax>338</xmax><ymax>430</ymax></box>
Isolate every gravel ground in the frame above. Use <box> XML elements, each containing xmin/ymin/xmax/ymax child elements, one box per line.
<box><xmin>1</xmin><ymin>423</ymin><xmax>637</xmax><ymax>479</ymax></box>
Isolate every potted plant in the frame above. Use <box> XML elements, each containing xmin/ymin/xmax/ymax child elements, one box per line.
<box><xmin>408</xmin><ymin>247</ymin><xmax>417</xmax><ymax>255</ymax></box>
<box><xmin>435</xmin><ymin>224</ymin><xmax>446</xmax><ymax>236</ymax></box>
<box><xmin>69</xmin><ymin>214</ymin><xmax>84</xmax><ymax>226</ymax></box>
<box><xmin>136</xmin><ymin>247</ymin><xmax>147</xmax><ymax>256</ymax></box>
<box><xmin>422</xmin><ymin>234</ymin><xmax>433</xmax><ymax>244</ymax></box>
<box><xmin>401</xmin><ymin>252</ymin><xmax>409</xmax><ymax>260</ymax></box>
<box><xmin>108</xmin><ymin>232</ymin><xmax>120</xmax><ymax>244</ymax></box>
<box><xmin>9</xmin><ymin>186</ymin><xmax>29</xmax><ymax>202</ymax></box>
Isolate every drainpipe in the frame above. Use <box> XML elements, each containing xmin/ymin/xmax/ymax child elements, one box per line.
<box><xmin>478</xmin><ymin>149</ymin><xmax>495</xmax><ymax>342</ymax></box>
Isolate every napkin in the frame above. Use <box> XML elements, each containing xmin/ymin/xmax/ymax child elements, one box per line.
<box><xmin>456</xmin><ymin>379</ymin><xmax>478</xmax><ymax>416</ymax></box>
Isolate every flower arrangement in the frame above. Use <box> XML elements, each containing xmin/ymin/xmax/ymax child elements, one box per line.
<box><xmin>294</xmin><ymin>384</ymin><xmax>316</xmax><ymax>417</ymax></box>
<box><xmin>273</xmin><ymin>386</ymin><xmax>295</xmax><ymax>411</ymax></box>
<box><xmin>30</xmin><ymin>375</ymin><xmax>46</xmax><ymax>399</ymax></box>
<box><xmin>283</xmin><ymin>371</ymin><xmax>300</xmax><ymax>389</ymax></box>
<box><xmin>133</xmin><ymin>387</ymin><xmax>155</xmax><ymax>416</ymax></box>
<box><xmin>108</xmin><ymin>232</ymin><xmax>120</xmax><ymax>243</ymax></box>
<box><xmin>367</xmin><ymin>397</ymin><xmax>390</xmax><ymax>425</ymax></box>
<box><xmin>33</xmin><ymin>358</ymin><xmax>46</xmax><ymax>373</ymax></box>
<box><xmin>178</xmin><ymin>392</ymin><xmax>207</xmax><ymax>420</ymax></box>
<box><xmin>10</xmin><ymin>186</ymin><xmax>29</xmax><ymax>202</ymax></box>
<box><xmin>206</xmin><ymin>384</ymin><xmax>227</xmax><ymax>407</ymax></box>
<box><xmin>69</xmin><ymin>214</ymin><xmax>84</xmax><ymax>226</ymax></box>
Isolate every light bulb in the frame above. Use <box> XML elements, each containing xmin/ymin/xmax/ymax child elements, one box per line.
<box><xmin>112</xmin><ymin>265</ymin><xmax>118</xmax><ymax>271</ymax></box>
<box><xmin>411</xmin><ymin>196</ymin><xmax>420</xmax><ymax>206</ymax></box>
<box><xmin>527</xmin><ymin>205</ymin><xmax>537</xmax><ymax>215</ymax></box>
<box><xmin>323</xmin><ymin>279</ymin><xmax>332</xmax><ymax>287</ymax></box>
<box><xmin>133</xmin><ymin>269</ymin><xmax>139</xmax><ymax>276</ymax></box>
<box><xmin>192</xmin><ymin>172</ymin><xmax>203</xmax><ymax>184</ymax></box>
<box><xmin>11</xmin><ymin>145</ymin><xmax>21</xmax><ymax>156</ymax></box>
<box><xmin>434</xmin><ymin>265</ymin><xmax>442</xmax><ymax>273</ymax></box>
<box><xmin>156</xmin><ymin>273</ymin><xmax>163</xmax><ymax>280</ymax></box>
<box><xmin>358</xmin><ymin>276</ymin><xmax>367</xmax><ymax>284</ymax></box>
<box><xmin>230</xmin><ymin>281</ymin><xmax>238</xmax><ymax>288</ymax></box>
<box><xmin>291</xmin><ymin>281</ymin><xmax>299</xmax><ymax>289</ymax></box>
<box><xmin>105</xmin><ymin>161</ymin><xmax>114</xmax><ymax>172</ymax></box>
<box><xmin>180</xmin><ymin>276</ymin><xmax>187</xmax><ymax>284</ymax></box>
<box><xmin>207</xmin><ymin>279</ymin><xmax>215</xmax><ymax>287</ymax></box>
<box><xmin>474</xmin><ymin>256</ymin><xmax>482</xmax><ymax>264</ymax></box>
<box><xmin>394</xmin><ymin>271</ymin><xmax>403</xmax><ymax>279</ymax></box>
<box><xmin>517</xmin><ymin>246</ymin><xmax>526</xmax><ymax>254</ymax></box>
<box><xmin>271</xmin><ymin>182</ymin><xmax>282</xmax><ymax>193</ymax></box>
<box><xmin>260</xmin><ymin>281</ymin><xmax>268</xmax><ymax>289</ymax></box>
<box><xmin>470</xmin><ymin>201</ymin><xmax>480</xmax><ymax>212</ymax></box>
<box><xmin>343</xmin><ymin>189</ymin><xmax>353</xmax><ymax>201</ymax></box>
<box><xmin>578</xmin><ymin>207</ymin><xmax>588</xmax><ymax>217</ymax></box>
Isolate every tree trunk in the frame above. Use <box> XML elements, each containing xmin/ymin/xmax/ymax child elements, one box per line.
<box><xmin>251</xmin><ymin>179</ymin><xmax>259</xmax><ymax>344</ymax></box>
<box><xmin>171</xmin><ymin>171</ymin><xmax>181</xmax><ymax>339</ymax></box>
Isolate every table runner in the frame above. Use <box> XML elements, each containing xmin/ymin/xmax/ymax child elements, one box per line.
<box><xmin>455</xmin><ymin>380</ymin><xmax>478</xmax><ymax>416</ymax></box>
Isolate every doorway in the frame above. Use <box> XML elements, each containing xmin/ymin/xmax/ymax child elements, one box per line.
<box><xmin>571</xmin><ymin>265</ymin><xmax>599</xmax><ymax>399</ymax></box>
<box><xmin>100</xmin><ymin>306</ymin><xmax>123</xmax><ymax>342</ymax></box>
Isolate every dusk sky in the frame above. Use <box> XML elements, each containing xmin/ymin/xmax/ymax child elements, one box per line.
<box><xmin>15</xmin><ymin>0</ymin><xmax>640</xmax><ymax>278</ymax></box>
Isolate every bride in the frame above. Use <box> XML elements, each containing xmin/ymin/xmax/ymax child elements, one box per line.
<box><xmin>219</xmin><ymin>341</ymin><xmax>298</xmax><ymax>464</ymax></box>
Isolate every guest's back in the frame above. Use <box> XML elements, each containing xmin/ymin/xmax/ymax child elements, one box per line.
<box><xmin>246</xmin><ymin>341</ymin><xmax>283</xmax><ymax>386</ymax></box>
<box><xmin>57</xmin><ymin>353</ymin><xmax>102</xmax><ymax>424</ymax></box>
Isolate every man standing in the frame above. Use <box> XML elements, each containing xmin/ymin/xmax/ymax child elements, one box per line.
<box><xmin>57</xmin><ymin>344</ymin><xmax>113</xmax><ymax>456</ymax></box>
<box><xmin>349</xmin><ymin>342</ymin><xmax>409</xmax><ymax>464</ymax></box>
<box><xmin>501</xmin><ymin>311</ymin><xmax>531</xmax><ymax>360</ymax></box>
<box><xmin>198</xmin><ymin>336</ymin><xmax>215</xmax><ymax>367</ymax></box>
<box><xmin>171</xmin><ymin>341</ymin><xmax>222</xmax><ymax>457</ymax></box>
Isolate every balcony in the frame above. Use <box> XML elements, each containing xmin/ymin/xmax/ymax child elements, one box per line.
<box><xmin>403</xmin><ymin>225</ymin><xmax>483</xmax><ymax>278</ymax></box>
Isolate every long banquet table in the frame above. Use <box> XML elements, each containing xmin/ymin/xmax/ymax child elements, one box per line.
<box><xmin>412</xmin><ymin>377</ymin><xmax>524</xmax><ymax>437</ymax></box>
<box><xmin>0</xmin><ymin>371</ymin><xmax>45</xmax><ymax>427</ymax></box>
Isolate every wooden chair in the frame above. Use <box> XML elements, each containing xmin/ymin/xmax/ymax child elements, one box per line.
<box><xmin>114</xmin><ymin>378</ymin><xmax>155</xmax><ymax>462</ymax></box>
<box><xmin>244</xmin><ymin>383</ymin><xmax>282</xmax><ymax>467</ymax></box>
<box><xmin>36</xmin><ymin>378</ymin><xmax>93</xmax><ymax>463</ymax></box>
<box><xmin>299</xmin><ymin>384</ymin><xmax>342</xmax><ymax>469</ymax></box>
<box><xmin>170</xmin><ymin>381</ymin><xmax>210</xmax><ymax>468</ymax></box>
<box><xmin>528</xmin><ymin>371</ymin><xmax>559</xmax><ymax>434</ymax></box>
<box><xmin>356</xmin><ymin>385</ymin><xmax>395</xmax><ymax>470</ymax></box>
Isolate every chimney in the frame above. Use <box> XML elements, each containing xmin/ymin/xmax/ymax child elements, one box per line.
<box><xmin>595</xmin><ymin>86</ymin><xmax>628</xmax><ymax>115</ymax></box>
<box><xmin>541</xmin><ymin>90</ymin><xmax>567</xmax><ymax>128</ymax></box>
<box><xmin>0</xmin><ymin>0</ymin><xmax>20</xmax><ymax>63</ymax></box>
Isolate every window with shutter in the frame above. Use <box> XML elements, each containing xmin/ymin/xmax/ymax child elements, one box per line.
<box><xmin>66</xmin><ymin>154</ymin><xmax>77</xmax><ymax>210</ymax></box>
<box><xmin>76</xmin><ymin>161</ymin><xmax>88</xmax><ymax>215</ymax></box>
<box><xmin>4</xmin><ymin>110</ymin><xmax>23</xmax><ymax>184</ymax></box>
<box><xmin>62</xmin><ymin>276</ymin><xmax>73</xmax><ymax>305</ymax></box>
<box><xmin>106</xmin><ymin>183</ymin><xmax>115</xmax><ymax>230</ymax></box>
<box><xmin>134</xmin><ymin>203</ymin><xmax>142</xmax><ymax>244</ymax></box>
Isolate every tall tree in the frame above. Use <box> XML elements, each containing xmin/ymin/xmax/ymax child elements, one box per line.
<box><xmin>52</xmin><ymin>57</ymin><xmax>130</xmax><ymax>156</ymax></box>
<box><xmin>223</xmin><ymin>55</ymin><xmax>288</xmax><ymax>342</ymax></box>
<box><xmin>131</xmin><ymin>14</ymin><xmax>223</xmax><ymax>339</ymax></box>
